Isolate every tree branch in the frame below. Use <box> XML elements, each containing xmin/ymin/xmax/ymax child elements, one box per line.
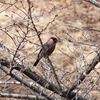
<box><xmin>0</xmin><ymin>59</ymin><xmax>87</xmax><ymax>100</ymax></box>
<box><xmin>27</xmin><ymin>0</ymin><xmax>62</xmax><ymax>91</ymax></box>
<box><xmin>84</xmin><ymin>0</ymin><xmax>100</xmax><ymax>8</ymax></box>
<box><xmin>67</xmin><ymin>51</ymin><xmax>100</xmax><ymax>92</ymax></box>
<box><xmin>0</xmin><ymin>92</ymin><xmax>47</xmax><ymax>100</ymax></box>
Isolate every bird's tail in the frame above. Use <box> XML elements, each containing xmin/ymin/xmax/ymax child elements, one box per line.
<box><xmin>33</xmin><ymin>59</ymin><xmax>40</xmax><ymax>66</ymax></box>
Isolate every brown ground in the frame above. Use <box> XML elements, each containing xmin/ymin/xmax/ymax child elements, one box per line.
<box><xmin>0</xmin><ymin>0</ymin><xmax>100</xmax><ymax>100</ymax></box>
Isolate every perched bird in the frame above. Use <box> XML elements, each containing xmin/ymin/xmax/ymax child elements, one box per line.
<box><xmin>33</xmin><ymin>37</ymin><xmax>58</xmax><ymax>66</ymax></box>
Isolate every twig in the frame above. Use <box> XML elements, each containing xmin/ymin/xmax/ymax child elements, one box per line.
<box><xmin>67</xmin><ymin>51</ymin><xmax>100</xmax><ymax>92</ymax></box>
<box><xmin>83</xmin><ymin>77</ymin><xmax>100</xmax><ymax>97</ymax></box>
<box><xmin>41</xmin><ymin>14</ymin><xmax>58</xmax><ymax>33</ymax></box>
<box><xmin>0</xmin><ymin>92</ymin><xmax>47</xmax><ymax>100</ymax></box>
<box><xmin>27</xmin><ymin>0</ymin><xmax>62</xmax><ymax>91</ymax></box>
<box><xmin>0</xmin><ymin>64</ymin><xmax>52</xmax><ymax>100</ymax></box>
<box><xmin>0</xmin><ymin>1</ymin><xmax>18</xmax><ymax>13</ymax></box>
<box><xmin>84</xmin><ymin>0</ymin><xmax>100</xmax><ymax>8</ymax></box>
<box><xmin>0</xmin><ymin>59</ymin><xmax>87</xmax><ymax>100</ymax></box>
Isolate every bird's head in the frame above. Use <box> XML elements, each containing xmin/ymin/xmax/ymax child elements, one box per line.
<box><xmin>49</xmin><ymin>37</ymin><xmax>58</xmax><ymax>44</ymax></box>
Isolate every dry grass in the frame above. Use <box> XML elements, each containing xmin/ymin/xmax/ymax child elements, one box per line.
<box><xmin>0</xmin><ymin>0</ymin><xmax>100</xmax><ymax>99</ymax></box>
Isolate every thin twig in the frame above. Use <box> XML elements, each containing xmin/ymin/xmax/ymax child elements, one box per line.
<box><xmin>27</xmin><ymin>0</ymin><xmax>62</xmax><ymax>91</ymax></box>
<box><xmin>67</xmin><ymin>51</ymin><xmax>100</xmax><ymax>92</ymax></box>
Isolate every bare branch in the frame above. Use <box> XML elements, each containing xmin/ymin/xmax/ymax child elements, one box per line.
<box><xmin>84</xmin><ymin>0</ymin><xmax>100</xmax><ymax>8</ymax></box>
<box><xmin>27</xmin><ymin>0</ymin><xmax>62</xmax><ymax>91</ymax></box>
<box><xmin>0</xmin><ymin>63</ymin><xmax>53</xmax><ymax>100</ymax></box>
<box><xmin>0</xmin><ymin>92</ymin><xmax>47</xmax><ymax>100</ymax></box>
<box><xmin>0</xmin><ymin>59</ymin><xmax>87</xmax><ymax>100</ymax></box>
<box><xmin>67</xmin><ymin>51</ymin><xmax>100</xmax><ymax>92</ymax></box>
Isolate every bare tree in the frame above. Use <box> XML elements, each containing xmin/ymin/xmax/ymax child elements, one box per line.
<box><xmin>0</xmin><ymin>0</ymin><xmax>100</xmax><ymax>100</ymax></box>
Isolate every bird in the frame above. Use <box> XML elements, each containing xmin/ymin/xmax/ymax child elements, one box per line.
<box><xmin>33</xmin><ymin>37</ymin><xmax>58</xmax><ymax>66</ymax></box>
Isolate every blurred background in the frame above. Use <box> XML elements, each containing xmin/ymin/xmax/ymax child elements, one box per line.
<box><xmin>0</xmin><ymin>0</ymin><xmax>100</xmax><ymax>100</ymax></box>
